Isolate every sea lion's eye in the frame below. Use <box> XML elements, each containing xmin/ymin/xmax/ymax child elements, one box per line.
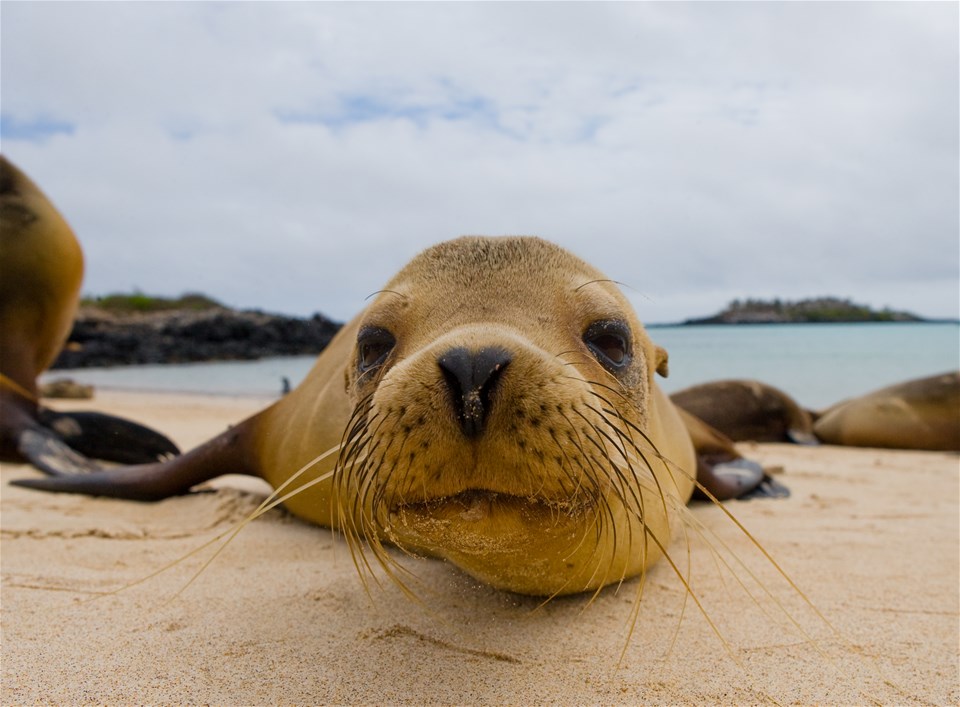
<box><xmin>357</xmin><ymin>326</ymin><xmax>395</xmax><ymax>372</ymax></box>
<box><xmin>584</xmin><ymin>320</ymin><xmax>631</xmax><ymax>370</ymax></box>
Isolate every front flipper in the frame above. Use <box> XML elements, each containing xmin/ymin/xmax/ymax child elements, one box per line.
<box><xmin>699</xmin><ymin>457</ymin><xmax>790</xmax><ymax>501</ymax></box>
<box><xmin>678</xmin><ymin>407</ymin><xmax>790</xmax><ymax>501</ymax></box>
<box><xmin>11</xmin><ymin>418</ymin><xmax>261</xmax><ymax>501</ymax></box>
<box><xmin>786</xmin><ymin>428</ymin><xmax>819</xmax><ymax>446</ymax></box>
<box><xmin>37</xmin><ymin>409</ymin><xmax>180</xmax><ymax>464</ymax></box>
<box><xmin>17</xmin><ymin>426</ymin><xmax>102</xmax><ymax>475</ymax></box>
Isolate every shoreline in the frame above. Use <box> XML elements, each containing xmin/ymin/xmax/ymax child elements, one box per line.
<box><xmin>38</xmin><ymin>323</ymin><xmax>959</xmax><ymax>410</ymax></box>
<box><xmin>2</xmin><ymin>390</ymin><xmax>958</xmax><ymax>704</ymax></box>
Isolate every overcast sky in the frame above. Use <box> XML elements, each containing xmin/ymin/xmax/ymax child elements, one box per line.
<box><xmin>2</xmin><ymin>2</ymin><xmax>957</xmax><ymax>324</ymax></box>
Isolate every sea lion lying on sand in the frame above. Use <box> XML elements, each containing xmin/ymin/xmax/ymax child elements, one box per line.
<box><xmin>813</xmin><ymin>371</ymin><xmax>960</xmax><ymax>451</ymax></box>
<box><xmin>13</xmin><ymin>236</ymin><xmax>781</xmax><ymax>596</ymax></box>
<box><xmin>671</xmin><ymin>379</ymin><xmax>818</xmax><ymax>445</ymax></box>
<box><xmin>670</xmin><ymin>373</ymin><xmax>959</xmax><ymax>452</ymax></box>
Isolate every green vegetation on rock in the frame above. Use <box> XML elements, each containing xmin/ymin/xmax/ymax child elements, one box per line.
<box><xmin>81</xmin><ymin>291</ymin><xmax>224</xmax><ymax>314</ymax></box>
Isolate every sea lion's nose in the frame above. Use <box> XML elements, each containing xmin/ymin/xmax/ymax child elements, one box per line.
<box><xmin>437</xmin><ymin>346</ymin><xmax>512</xmax><ymax>439</ymax></box>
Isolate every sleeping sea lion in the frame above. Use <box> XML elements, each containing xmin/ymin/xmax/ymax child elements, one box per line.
<box><xmin>813</xmin><ymin>371</ymin><xmax>960</xmax><ymax>451</ymax></box>
<box><xmin>670</xmin><ymin>379</ymin><xmax>818</xmax><ymax>444</ymax></box>
<box><xmin>0</xmin><ymin>155</ymin><xmax>179</xmax><ymax>470</ymax></box>
<box><xmin>12</xmin><ymin>236</ymin><xmax>781</xmax><ymax>596</ymax></box>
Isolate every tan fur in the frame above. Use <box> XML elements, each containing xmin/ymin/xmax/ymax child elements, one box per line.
<box><xmin>248</xmin><ymin>237</ymin><xmax>697</xmax><ymax>595</ymax></box>
<box><xmin>0</xmin><ymin>156</ymin><xmax>84</xmax><ymax>396</ymax></box>
<box><xmin>814</xmin><ymin>371</ymin><xmax>960</xmax><ymax>451</ymax></box>
<box><xmin>671</xmin><ymin>379</ymin><xmax>817</xmax><ymax>444</ymax></box>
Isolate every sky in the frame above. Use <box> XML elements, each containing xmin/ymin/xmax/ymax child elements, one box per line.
<box><xmin>2</xmin><ymin>2</ymin><xmax>958</xmax><ymax>324</ymax></box>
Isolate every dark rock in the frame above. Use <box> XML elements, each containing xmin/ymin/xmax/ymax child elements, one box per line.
<box><xmin>51</xmin><ymin>307</ymin><xmax>342</xmax><ymax>369</ymax></box>
<box><xmin>40</xmin><ymin>378</ymin><xmax>95</xmax><ymax>399</ymax></box>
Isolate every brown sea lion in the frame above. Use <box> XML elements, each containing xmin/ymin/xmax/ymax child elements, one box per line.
<box><xmin>0</xmin><ymin>155</ymin><xmax>179</xmax><ymax>470</ymax></box>
<box><xmin>670</xmin><ymin>379</ymin><xmax>818</xmax><ymax>445</ymax></box>
<box><xmin>12</xmin><ymin>236</ymin><xmax>781</xmax><ymax>596</ymax></box>
<box><xmin>813</xmin><ymin>371</ymin><xmax>960</xmax><ymax>451</ymax></box>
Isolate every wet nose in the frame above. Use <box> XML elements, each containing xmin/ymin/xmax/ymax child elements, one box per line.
<box><xmin>437</xmin><ymin>346</ymin><xmax>512</xmax><ymax>438</ymax></box>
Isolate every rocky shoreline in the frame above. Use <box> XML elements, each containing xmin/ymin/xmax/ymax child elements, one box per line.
<box><xmin>49</xmin><ymin>295</ymin><xmax>937</xmax><ymax>370</ymax></box>
<box><xmin>51</xmin><ymin>307</ymin><xmax>341</xmax><ymax>369</ymax></box>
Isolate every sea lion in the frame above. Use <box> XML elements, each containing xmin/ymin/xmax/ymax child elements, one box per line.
<box><xmin>671</xmin><ymin>379</ymin><xmax>818</xmax><ymax>445</ymax></box>
<box><xmin>0</xmin><ymin>155</ymin><xmax>179</xmax><ymax>470</ymax></box>
<box><xmin>813</xmin><ymin>371</ymin><xmax>960</xmax><ymax>451</ymax></box>
<box><xmin>13</xmin><ymin>236</ymin><xmax>779</xmax><ymax>596</ymax></box>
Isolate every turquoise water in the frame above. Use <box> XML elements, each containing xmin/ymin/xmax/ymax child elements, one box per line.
<box><xmin>44</xmin><ymin>323</ymin><xmax>958</xmax><ymax>410</ymax></box>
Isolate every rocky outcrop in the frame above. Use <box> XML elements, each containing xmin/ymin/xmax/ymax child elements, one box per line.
<box><xmin>51</xmin><ymin>307</ymin><xmax>342</xmax><ymax>369</ymax></box>
<box><xmin>683</xmin><ymin>297</ymin><xmax>924</xmax><ymax>325</ymax></box>
<box><xmin>39</xmin><ymin>378</ymin><xmax>95</xmax><ymax>399</ymax></box>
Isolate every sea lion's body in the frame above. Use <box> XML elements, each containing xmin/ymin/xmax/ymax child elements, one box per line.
<box><xmin>813</xmin><ymin>372</ymin><xmax>960</xmax><ymax>451</ymax></box>
<box><xmin>16</xmin><ymin>236</ymin><xmax>775</xmax><ymax>596</ymax></box>
<box><xmin>671</xmin><ymin>379</ymin><xmax>818</xmax><ymax>444</ymax></box>
<box><xmin>0</xmin><ymin>157</ymin><xmax>84</xmax><ymax>404</ymax></box>
<box><xmin>0</xmin><ymin>156</ymin><xmax>178</xmax><ymax>468</ymax></box>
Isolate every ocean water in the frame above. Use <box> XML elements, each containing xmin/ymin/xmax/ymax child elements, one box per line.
<box><xmin>647</xmin><ymin>322</ymin><xmax>958</xmax><ymax>408</ymax></box>
<box><xmin>43</xmin><ymin>323</ymin><xmax>959</xmax><ymax>410</ymax></box>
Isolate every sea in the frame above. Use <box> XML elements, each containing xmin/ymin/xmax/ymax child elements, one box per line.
<box><xmin>42</xmin><ymin>322</ymin><xmax>959</xmax><ymax>410</ymax></box>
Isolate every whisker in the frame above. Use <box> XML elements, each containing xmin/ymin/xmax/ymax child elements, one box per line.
<box><xmin>81</xmin><ymin>442</ymin><xmax>347</xmax><ymax>605</ymax></box>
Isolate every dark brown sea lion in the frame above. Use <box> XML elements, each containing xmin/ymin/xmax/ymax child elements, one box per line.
<box><xmin>12</xmin><ymin>236</ymin><xmax>780</xmax><ymax>596</ymax></box>
<box><xmin>0</xmin><ymin>155</ymin><xmax>179</xmax><ymax>470</ymax></box>
<box><xmin>813</xmin><ymin>371</ymin><xmax>960</xmax><ymax>451</ymax></box>
<box><xmin>670</xmin><ymin>379</ymin><xmax>818</xmax><ymax>444</ymax></box>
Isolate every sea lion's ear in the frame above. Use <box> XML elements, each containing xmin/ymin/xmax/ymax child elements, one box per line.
<box><xmin>654</xmin><ymin>346</ymin><xmax>669</xmax><ymax>378</ymax></box>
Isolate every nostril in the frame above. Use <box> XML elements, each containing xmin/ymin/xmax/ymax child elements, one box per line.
<box><xmin>437</xmin><ymin>346</ymin><xmax>512</xmax><ymax>438</ymax></box>
<box><xmin>438</xmin><ymin>350</ymin><xmax>470</xmax><ymax>425</ymax></box>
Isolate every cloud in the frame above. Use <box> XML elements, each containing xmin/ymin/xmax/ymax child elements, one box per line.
<box><xmin>1</xmin><ymin>2</ymin><xmax>957</xmax><ymax>323</ymax></box>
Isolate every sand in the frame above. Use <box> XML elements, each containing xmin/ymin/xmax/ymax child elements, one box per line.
<box><xmin>2</xmin><ymin>390</ymin><xmax>958</xmax><ymax>705</ymax></box>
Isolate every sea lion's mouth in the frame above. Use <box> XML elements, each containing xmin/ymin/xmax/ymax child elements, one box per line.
<box><xmin>389</xmin><ymin>489</ymin><xmax>588</xmax><ymax>523</ymax></box>
<box><xmin>382</xmin><ymin>488</ymin><xmax>594</xmax><ymax>557</ymax></box>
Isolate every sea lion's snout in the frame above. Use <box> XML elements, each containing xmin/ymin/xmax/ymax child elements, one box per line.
<box><xmin>437</xmin><ymin>346</ymin><xmax>512</xmax><ymax>439</ymax></box>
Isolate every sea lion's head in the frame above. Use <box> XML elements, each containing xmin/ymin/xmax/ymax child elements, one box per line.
<box><xmin>334</xmin><ymin>236</ymin><xmax>695</xmax><ymax>596</ymax></box>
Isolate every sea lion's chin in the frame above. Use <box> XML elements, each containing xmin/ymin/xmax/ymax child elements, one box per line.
<box><xmin>383</xmin><ymin>490</ymin><xmax>611</xmax><ymax>596</ymax></box>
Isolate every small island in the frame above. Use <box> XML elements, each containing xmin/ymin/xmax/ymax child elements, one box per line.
<box><xmin>683</xmin><ymin>296</ymin><xmax>925</xmax><ymax>325</ymax></box>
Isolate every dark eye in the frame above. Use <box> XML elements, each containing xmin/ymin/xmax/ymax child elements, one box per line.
<box><xmin>357</xmin><ymin>326</ymin><xmax>395</xmax><ymax>373</ymax></box>
<box><xmin>584</xmin><ymin>320</ymin><xmax>631</xmax><ymax>370</ymax></box>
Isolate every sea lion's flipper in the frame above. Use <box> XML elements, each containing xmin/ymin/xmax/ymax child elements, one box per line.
<box><xmin>16</xmin><ymin>426</ymin><xmax>103</xmax><ymax>475</ymax></box>
<box><xmin>678</xmin><ymin>407</ymin><xmax>790</xmax><ymax>501</ymax></box>
<box><xmin>786</xmin><ymin>428</ymin><xmax>819</xmax><ymax>446</ymax></box>
<box><xmin>738</xmin><ymin>472</ymin><xmax>791</xmax><ymax>499</ymax></box>
<box><xmin>37</xmin><ymin>408</ymin><xmax>180</xmax><ymax>464</ymax></box>
<box><xmin>694</xmin><ymin>456</ymin><xmax>790</xmax><ymax>500</ymax></box>
<box><xmin>694</xmin><ymin>456</ymin><xmax>760</xmax><ymax>501</ymax></box>
<box><xmin>11</xmin><ymin>419</ymin><xmax>261</xmax><ymax>502</ymax></box>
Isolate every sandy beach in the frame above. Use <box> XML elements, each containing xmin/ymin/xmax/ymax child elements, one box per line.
<box><xmin>2</xmin><ymin>389</ymin><xmax>957</xmax><ymax>705</ymax></box>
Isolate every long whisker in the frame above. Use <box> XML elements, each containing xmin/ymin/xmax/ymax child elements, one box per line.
<box><xmin>168</xmin><ymin>464</ymin><xmax>341</xmax><ymax>601</ymax></box>
<box><xmin>582</xmin><ymin>390</ymin><xmax>699</xmax><ymax>654</ymax></box>
<box><xmin>81</xmin><ymin>442</ymin><xmax>346</xmax><ymax>605</ymax></box>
